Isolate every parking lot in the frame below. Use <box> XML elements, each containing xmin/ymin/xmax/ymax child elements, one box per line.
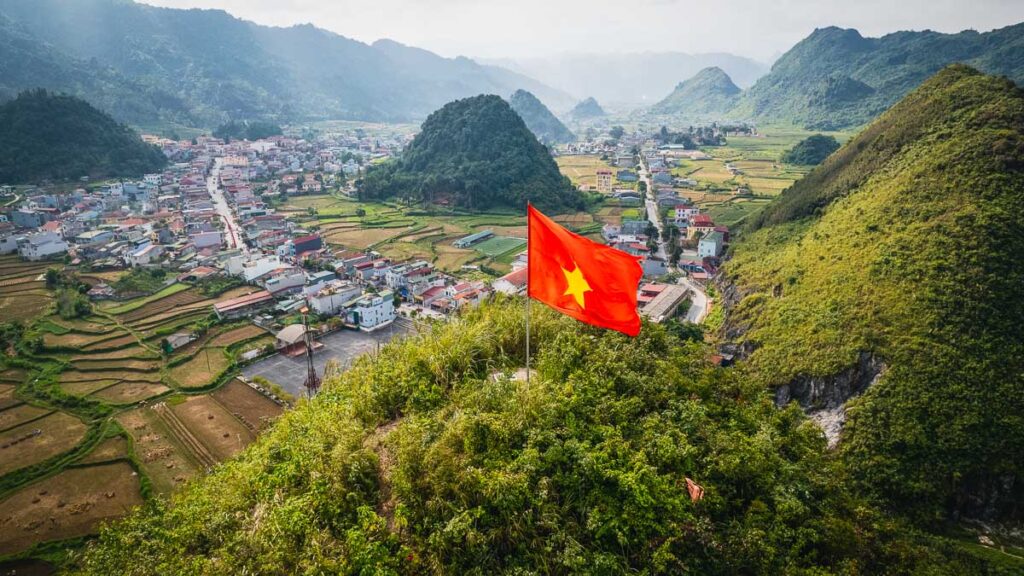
<box><xmin>242</xmin><ymin>319</ymin><xmax>413</xmax><ymax>399</ymax></box>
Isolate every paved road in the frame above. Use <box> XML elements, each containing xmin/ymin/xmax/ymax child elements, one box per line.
<box><xmin>208</xmin><ymin>159</ymin><xmax>246</xmax><ymax>252</ymax></box>
<box><xmin>639</xmin><ymin>153</ymin><xmax>711</xmax><ymax>324</ymax></box>
<box><xmin>638</xmin><ymin>156</ymin><xmax>668</xmax><ymax>260</ymax></box>
<box><xmin>242</xmin><ymin>322</ymin><xmax>412</xmax><ymax>399</ymax></box>
<box><xmin>678</xmin><ymin>276</ymin><xmax>709</xmax><ymax>323</ymax></box>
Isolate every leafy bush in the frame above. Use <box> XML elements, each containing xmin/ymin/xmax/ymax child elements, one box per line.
<box><xmin>781</xmin><ymin>134</ymin><xmax>840</xmax><ymax>165</ymax></box>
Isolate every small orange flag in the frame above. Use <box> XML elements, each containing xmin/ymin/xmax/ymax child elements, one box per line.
<box><xmin>527</xmin><ymin>204</ymin><xmax>644</xmax><ymax>336</ymax></box>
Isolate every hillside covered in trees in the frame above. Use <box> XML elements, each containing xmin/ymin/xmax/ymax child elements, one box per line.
<box><xmin>507</xmin><ymin>89</ymin><xmax>575</xmax><ymax>144</ymax></box>
<box><xmin>731</xmin><ymin>23</ymin><xmax>1024</xmax><ymax>129</ymax></box>
<box><xmin>0</xmin><ymin>0</ymin><xmax>571</xmax><ymax>126</ymax></box>
<box><xmin>358</xmin><ymin>95</ymin><xmax>582</xmax><ymax>211</ymax></box>
<box><xmin>71</xmin><ymin>301</ymin><xmax>1014</xmax><ymax>574</ymax></box>
<box><xmin>725</xmin><ymin>66</ymin><xmax>1024</xmax><ymax>522</ymax></box>
<box><xmin>780</xmin><ymin>134</ymin><xmax>840</xmax><ymax>165</ymax></box>
<box><xmin>0</xmin><ymin>90</ymin><xmax>167</xmax><ymax>183</ymax></box>
<box><xmin>650</xmin><ymin>67</ymin><xmax>741</xmax><ymax>117</ymax></box>
<box><xmin>568</xmin><ymin>96</ymin><xmax>605</xmax><ymax>120</ymax></box>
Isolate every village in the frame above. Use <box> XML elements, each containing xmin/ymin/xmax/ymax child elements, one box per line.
<box><xmin>0</xmin><ymin>124</ymin><xmax>739</xmax><ymax>396</ymax></box>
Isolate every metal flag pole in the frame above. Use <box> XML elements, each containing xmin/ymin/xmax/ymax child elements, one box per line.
<box><xmin>525</xmin><ymin>202</ymin><xmax>531</xmax><ymax>389</ymax></box>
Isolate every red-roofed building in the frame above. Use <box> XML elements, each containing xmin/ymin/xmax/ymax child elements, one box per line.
<box><xmin>493</xmin><ymin>267</ymin><xmax>527</xmax><ymax>295</ymax></box>
<box><xmin>213</xmin><ymin>290</ymin><xmax>273</xmax><ymax>319</ymax></box>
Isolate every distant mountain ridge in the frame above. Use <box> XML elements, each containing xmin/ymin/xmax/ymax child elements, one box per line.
<box><xmin>0</xmin><ymin>0</ymin><xmax>571</xmax><ymax>127</ymax></box>
<box><xmin>486</xmin><ymin>52</ymin><xmax>769</xmax><ymax>105</ymax></box>
<box><xmin>650</xmin><ymin>66</ymin><xmax>740</xmax><ymax>116</ymax></box>
<box><xmin>507</xmin><ymin>89</ymin><xmax>575</xmax><ymax>144</ymax></box>
<box><xmin>732</xmin><ymin>23</ymin><xmax>1024</xmax><ymax>129</ymax></box>
<box><xmin>0</xmin><ymin>90</ymin><xmax>167</xmax><ymax>183</ymax></box>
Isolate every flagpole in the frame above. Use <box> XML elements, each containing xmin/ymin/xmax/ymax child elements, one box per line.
<box><xmin>525</xmin><ymin>202</ymin><xmax>531</xmax><ymax>389</ymax></box>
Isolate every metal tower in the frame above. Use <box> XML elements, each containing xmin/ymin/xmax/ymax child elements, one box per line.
<box><xmin>301</xmin><ymin>308</ymin><xmax>320</xmax><ymax>397</ymax></box>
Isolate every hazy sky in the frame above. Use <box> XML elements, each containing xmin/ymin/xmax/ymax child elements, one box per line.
<box><xmin>140</xmin><ymin>0</ymin><xmax>1024</xmax><ymax>62</ymax></box>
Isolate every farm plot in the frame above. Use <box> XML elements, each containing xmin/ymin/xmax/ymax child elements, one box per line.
<box><xmin>212</xmin><ymin>380</ymin><xmax>283</xmax><ymax>433</ymax></box>
<box><xmin>117</xmin><ymin>290</ymin><xmax>209</xmax><ymax>323</ymax></box>
<box><xmin>168</xmin><ymin>348</ymin><xmax>230</xmax><ymax>389</ymax></box>
<box><xmin>0</xmin><ymin>462</ymin><xmax>143</xmax><ymax>555</ymax></box>
<box><xmin>116</xmin><ymin>408</ymin><xmax>201</xmax><ymax>495</ymax></box>
<box><xmin>70</xmin><ymin>346</ymin><xmax>158</xmax><ymax>362</ymax></box>
<box><xmin>556</xmin><ymin>155</ymin><xmax>616</xmax><ymax>189</ymax></box>
<box><xmin>474</xmin><ymin>236</ymin><xmax>527</xmax><ymax>257</ymax></box>
<box><xmin>78</xmin><ymin>435</ymin><xmax>130</xmax><ymax>465</ymax></box>
<box><xmin>60</xmin><ymin>380</ymin><xmax>119</xmax><ymax>397</ymax></box>
<box><xmin>0</xmin><ymin>368</ymin><xmax>25</xmax><ymax>384</ymax></box>
<box><xmin>170</xmin><ymin>395</ymin><xmax>253</xmax><ymax>461</ymax></box>
<box><xmin>100</xmin><ymin>283</ymin><xmax>191</xmax><ymax>315</ymax></box>
<box><xmin>90</xmin><ymin>381</ymin><xmax>170</xmax><ymax>405</ymax></box>
<box><xmin>71</xmin><ymin>358</ymin><xmax>160</xmax><ymax>372</ymax></box>
<box><xmin>322</xmin><ymin>226</ymin><xmax>410</xmax><ymax>249</ymax></box>
<box><xmin>208</xmin><ymin>325</ymin><xmax>266</xmax><ymax>347</ymax></box>
<box><xmin>0</xmin><ymin>412</ymin><xmax>88</xmax><ymax>476</ymax></box>
<box><xmin>60</xmin><ymin>370</ymin><xmax>161</xmax><ymax>384</ymax></box>
<box><xmin>0</xmin><ymin>291</ymin><xmax>52</xmax><ymax>322</ymax></box>
<box><xmin>0</xmin><ymin>385</ymin><xmax>19</xmax><ymax>410</ymax></box>
<box><xmin>80</xmin><ymin>332</ymin><xmax>140</xmax><ymax>352</ymax></box>
<box><xmin>0</xmin><ymin>404</ymin><xmax>50</xmax><ymax>431</ymax></box>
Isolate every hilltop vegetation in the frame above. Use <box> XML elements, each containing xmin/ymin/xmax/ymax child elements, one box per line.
<box><xmin>0</xmin><ymin>90</ymin><xmax>167</xmax><ymax>183</ymax></box>
<box><xmin>650</xmin><ymin>67</ymin><xmax>741</xmax><ymax>117</ymax></box>
<box><xmin>71</xmin><ymin>300</ymin><xmax>1010</xmax><ymax>574</ymax></box>
<box><xmin>358</xmin><ymin>95</ymin><xmax>582</xmax><ymax>211</ymax></box>
<box><xmin>507</xmin><ymin>89</ymin><xmax>575</xmax><ymax>144</ymax></box>
<box><xmin>780</xmin><ymin>134</ymin><xmax>840</xmax><ymax>165</ymax></box>
<box><xmin>0</xmin><ymin>0</ymin><xmax>571</xmax><ymax>126</ymax></box>
<box><xmin>732</xmin><ymin>23</ymin><xmax>1024</xmax><ymax>129</ymax></box>
<box><xmin>568</xmin><ymin>96</ymin><xmax>605</xmax><ymax>120</ymax></box>
<box><xmin>725</xmin><ymin>66</ymin><xmax>1024</xmax><ymax>520</ymax></box>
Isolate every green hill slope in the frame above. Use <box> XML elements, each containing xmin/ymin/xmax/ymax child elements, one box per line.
<box><xmin>568</xmin><ymin>96</ymin><xmax>605</xmax><ymax>120</ymax></box>
<box><xmin>723</xmin><ymin>65</ymin><xmax>1024</xmax><ymax>519</ymax></box>
<box><xmin>732</xmin><ymin>23</ymin><xmax>1024</xmax><ymax>129</ymax></box>
<box><xmin>71</xmin><ymin>301</ymin><xmax>1008</xmax><ymax>574</ymax></box>
<box><xmin>650</xmin><ymin>67</ymin><xmax>740</xmax><ymax>116</ymax></box>
<box><xmin>508</xmin><ymin>89</ymin><xmax>575</xmax><ymax>144</ymax></box>
<box><xmin>0</xmin><ymin>90</ymin><xmax>167</xmax><ymax>183</ymax></box>
<box><xmin>357</xmin><ymin>95</ymin><xmax>581</xmax><ymax>211</ymax></box>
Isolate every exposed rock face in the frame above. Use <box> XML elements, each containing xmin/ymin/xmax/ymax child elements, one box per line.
<box><xmin>774</xmin><ymin>352</ymin><xmax>886</xmax><ymax>447</ymax></box>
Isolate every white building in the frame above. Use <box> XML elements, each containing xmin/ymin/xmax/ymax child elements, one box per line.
<box><xmin>189</xmin><ymin>230</ymin><xmax>223</xmax><ymax>250</ymax></box>
<box><xmin>18</xmin><ymin>232</ymin><xmax>68</xmax><ymax>261</ymax></box>
<box><xmin>229</xmin><ymin>254</ymin><xmax>285</xmax><ymax>283</ymax></box>
<box><xmin>307</xmin><ymin>281</ymin><xmax>362</xmax><ymax>315</ymax></box>
<box><xmin>126</xmin><ymin>244</ymin><xmax>164</xmax><ymax>267</ymax></box>
<box><xmin>351</xmin><ymin>290</ymin><xmax>396</xmax><ymax>331</ymax></box>
<box><xmin>697</xmin><ymin>231</ymin><xmax>725</xmax><ymax>258</ymax></box>
<box><xmin>492</xmin><ymin>268</ymin><xmax>527</xmax><ymax>295</ymax></box>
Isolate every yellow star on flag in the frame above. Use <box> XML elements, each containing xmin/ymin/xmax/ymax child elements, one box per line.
<box><xmin>561</xmin><ymin>261</ymin><xmax>592</xmax><ymax>308</ymax></box>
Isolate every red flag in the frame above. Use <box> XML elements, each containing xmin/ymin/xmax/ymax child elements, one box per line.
<box><xmin>527</xmin><ymin>204</ymin><xmax>643</xmax><ymax>336</ymax></box>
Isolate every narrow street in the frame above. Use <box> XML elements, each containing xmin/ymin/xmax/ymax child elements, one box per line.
<box><xmin>208</xmin><ymin>158</ymin><xmax>246</xmax><ymax>252</ymax></box>
<box><xmin>638</xmin><ymin>153</ymin><xmax>709</xmax><ymax>324</ymax></box>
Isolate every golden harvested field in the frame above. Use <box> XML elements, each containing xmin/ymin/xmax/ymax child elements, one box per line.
<box><xmin>376</xmin><ymin>241</ymin><xmax>433</xmax><ymax>263</ymax></box>
<box><xmin>0</xmin><ymin>385</ymin><xmax>19</xmax><ymax>411</ymax></box>
<box><xmin>118</xmin><ymin>291</ymin><xmax>209</xmax><ymax>322</ymax></box>
<box><xmin>50</xmin><ymin>317</ymin><xmax>116</xmax><ymax>334</ymax></box>
<box><xmin>169</xmin><ymin>348</ymin><xmax>229</xmax><ymax>389</ymax></box>
<box><xmin>60</xmin><ymin>380</ymin><xmax>119</xmax><ymax>397</ymax></box>
<box><xmin>434</xmin><ymin>245</ymin><xmax>478</xmax><ymax>271</ymax></box>
<box><xmin>60</xmin><ymin>370</ymin><xmax>161</xmax><ymax>384</ymax></box>
<box><xmin>0</xmin><ymin>292</ymin><xmax>52</xmax><ymax>322</ymax></box>
<box><xmin>0</xmin><ymin>412</ymin><xmax>88</xmax><ymax>476</ymax></box>
<box><xmin>71</xmin><ymin>346</ymin><xmax>158</xmax><ymax>362</ymax></box>
<box><xmin>0</xmin><ymin>404</ymin><xmax>49</xmax><ymax>431</ymax></box>
<box><xmin>0</xmin><ymin>368</ymin><xmax>25</xmax><ymax>383</ymax></box>
<box><xmin>116</xmin><ymin>408</ymin><xmax>200</xmax><ymax>495</ymax></box>
<box><xmin>171</xmin><ymin>395</ymin><xmax>253</xmax><ymax>461</ymax></box>
<box><xmin>323</xmin><ymin>226</ymin><xmax>409</xmax><ymax>249</ymax></box>
<box><xmin>556</xmin><ymin>155</ymin><xmax>616</xmax><ymax>189</ymax></box>
<box><xmin>212</xmin><ymin>380</ymin><xmax>283</xmax><ymax>433</ymax></box>
<box><xmin>78</xmin><ymin>436</ymin><xmax>130</xmax><ymax>464</ymax></box>
<box><xmin>0</xmin><ymin>462</ymin><xmax>143</xmax><ymax>555</ymax></box>
<box><xmin>72</xmin><ymin>358</ymin><xmax>161</xmax><ymax>372</ymax></box>
<box><xmin>90</xmin><ymin>381</ymin><xmax>170</xmax><ymax>405</ymax></box>
<box><xmin>208</xmin><ymin>325</ymin><xmax>266</xmax><ymax>347</ymax></box>
<box><xmin>80</xmin><ymin>333</ymin><xmax>139</xmax><ymax>352</ymax></box>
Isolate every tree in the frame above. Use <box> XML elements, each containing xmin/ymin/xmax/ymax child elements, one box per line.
<box><xmin>609</xmin><ymin>125</ymin><xmax>625</xmax><ymax>140</ymax></box>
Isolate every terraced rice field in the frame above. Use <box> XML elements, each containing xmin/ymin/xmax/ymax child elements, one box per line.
<box><xmin>0</xmin><ymin>411</ymin><xmax>88</xmax><ymax>476</ymax></box>
<box><xmin>0</xmin><ymin>404</ymin><xmax>50</xmax><ymax>431</ymax></box>
<box><xmin>212</xmin><ymin>380</ymin><xmax>282</xmax><ymax>433</ymax></box>
<box><xmin>169</xmin><ymin>348</ymin><xmax>230</xmax><ymax>389</ymax></box>
<box><xmin>170</xmin><ymin>395</ymin><xmax>253</xmax><ymax>461</ymax></box>
<box><xmin>89</xmin><ymin>381</ymin><xmax>170</xmax><ymax>405</ymax></box>
<box><xmin>77</xmin><ymin>436</ymin><xmax>130</xmax><ymax>465</ymax></box>
<box><xmin>208</xmin><ymin>325</ymin><xmax>266</xmax><ymax>347</ymax></box>
<box><xmin>116</xmin><ymin>408</ymin><xmax>201</xmax><ymax>494</ymax></box>
<box><xmin>0</xmin><ymin>462</ymin><xmax>144</xmax><ymax>555</ymax></box>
